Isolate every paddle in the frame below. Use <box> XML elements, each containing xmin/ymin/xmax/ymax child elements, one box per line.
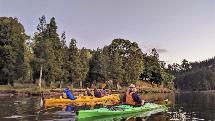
<box><xmin>39</xmin><ymin>93</ymin><xmax>44</xmax><ymax>108</ymax></box>
<box><xmin>108</xmin><ymin>106</ymin><xmax>125</xmax><ymax>111</ymax></box>
<box><xmin>144</xmin><ymin>99</ymin><xmax>169</xmax><ymax>104</ymax></box>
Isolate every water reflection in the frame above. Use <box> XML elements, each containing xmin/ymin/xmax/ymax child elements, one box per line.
<box><xmin>173</xmin><ymin>92</ymin><xmax>215</xmax><ymax>120</ymax></box>
<box><xmin>0</xmin><ymin>92</ymin><xmax>214</xmax><ymax>121</ymax></box>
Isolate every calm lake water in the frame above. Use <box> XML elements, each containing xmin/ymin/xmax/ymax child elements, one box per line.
<box><xmin>0</xmin><ymin>92</ymin><xmax>214</xmax><ymax>121</ymax></box>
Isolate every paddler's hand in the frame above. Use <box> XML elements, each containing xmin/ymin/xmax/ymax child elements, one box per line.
<box><xmin>141</xmin><ymin>100</ymin><xmax>145</xmax><ymax>105</ymax></box>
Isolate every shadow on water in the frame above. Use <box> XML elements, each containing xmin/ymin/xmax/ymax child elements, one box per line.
<box><xmin>0</xmin><ymin>92</ymin><xmax>214</xmax><ymax>121</ymax></box>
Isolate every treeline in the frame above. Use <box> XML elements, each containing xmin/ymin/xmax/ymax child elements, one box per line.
<box><xmin>0</xmin><ymin>16</ymin><xmax>174</xmax><ymax>89</ymax></box>
<box><xmin>167</xmin><ymin>58</ymin><xmax>215</xmax><ymax>91</ymax></box>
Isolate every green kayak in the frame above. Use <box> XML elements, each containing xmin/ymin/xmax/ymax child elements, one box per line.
<box><xmin>77</xmin><ymin>103</ymin><xmax>167</xmax><ymax>120</ymax></box>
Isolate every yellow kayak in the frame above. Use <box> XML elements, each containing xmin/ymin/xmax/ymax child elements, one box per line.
<box><xmin>44</xmin><ymin>94</ymin><xmax>120</xmax><ymax>107</ymax></box>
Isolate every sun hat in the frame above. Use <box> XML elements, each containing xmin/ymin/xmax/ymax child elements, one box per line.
<box><xmin>129</xmin><ymin>84</ymin><xmax>136</xmax><ymax>88</ymax></box>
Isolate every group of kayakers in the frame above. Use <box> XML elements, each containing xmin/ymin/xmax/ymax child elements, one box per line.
<box><xmin>85</xmin><ymin>87</ymin><xmax>108</xmax><ymax>97</ymax></box>
<box><xmin>63</xmin><ymin>86</ymin><xmax>109</xmax><ymax>99</ymax></box>
<box><xmin>63</xmin><ymin>83</ymin><xmax>144</xmax><ymax>106</ymax></box>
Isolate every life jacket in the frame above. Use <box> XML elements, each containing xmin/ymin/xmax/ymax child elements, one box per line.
<box><xmin>125</xmin><ymin>92</ymin><xmax>136</xmax><ymax>105</ymax></box>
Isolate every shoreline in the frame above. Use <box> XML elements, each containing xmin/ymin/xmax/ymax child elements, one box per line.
<box><xmin>0</xmin><ymin>86</ymin><xmax>173</xmax><ymax>97</ymax></box>
<box><xmin>1</xmin><ymin>88</ymin><xmax>214</xmax><ymax>97</ymax></box>
<box><xmin>175</xmin><ymin>90</ymin><xmax>215</xmax><ymax>93</ymax></box>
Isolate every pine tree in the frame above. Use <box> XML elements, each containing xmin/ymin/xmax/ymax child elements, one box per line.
<box><xmin>79</xmin><ymin>47</ymin><xmax>91</xmax><ymax>88</ymax></box>
<box><xmin>46</xmin><ymin>17</ymin><xmax>64</xmax><ymax>86</ymax></box>
<box><xmin>67</xmin><ymin>39</ymin><xmax>82</xmax><ymax>87</ymax></box>
<box><xmin>33</xmin><ymin>16</ymin><xmax>63</xmax><ymax>87</ymax></box>
<box><xmin>88</xmin><ymin>49</ymin><xmax>101</xmax><ymax>86</ymax></box>
<box><xmin>59</xmin><ymin>31</ymin><xmax>69</xmax><ymax>88</ymax></box>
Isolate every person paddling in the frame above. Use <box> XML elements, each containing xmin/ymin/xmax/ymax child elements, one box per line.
<box><xmin>123</xmin><ymin>84</ymin><xmax>144</xmax><ymax>106</ymax></box>
<box><xmin>64</xmin><ymin>86</ymin><xmax>77</xmax><ymax>100</ymax></box>
<box><xmin>101</xmin><ymin>88</ymin><xmax>108</xmax><ymax>96</ymax></box>
<box><xmin>85</xmin><ymin>87</ymin><xmax>93</xmax><ymax>96</ymax></box>
<box><xmin>94</xmin><ymin>88</ymin><xmax>102</xmax><ymax>98</ymax></box>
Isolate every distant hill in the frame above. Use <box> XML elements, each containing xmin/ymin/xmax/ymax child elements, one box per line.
<box><xmin>168</xmin><ymin>57</ymin><xmax>215</xmax><ymax>91</ymax></box>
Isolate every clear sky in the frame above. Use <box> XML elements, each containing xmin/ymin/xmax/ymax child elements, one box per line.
<box><xmin>0</xmin><ymin>0</ymin><xmax>214</xmax><ymax>64</ymax></box>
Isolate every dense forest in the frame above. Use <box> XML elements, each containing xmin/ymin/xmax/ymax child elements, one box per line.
<box><xmin>168</xmin><ymin>58</ymin><xmax>215</xmax><ymax>91</ymax></box>
<box><xmin>0</xmin><ymin>16</ymin><xmax>175</xmax><ymax>89</ymax></box>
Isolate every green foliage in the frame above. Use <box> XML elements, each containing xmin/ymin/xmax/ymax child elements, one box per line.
<box><xmin>88</xmin><ymin>49</ymin><xmax>108</xmax><ymax>83</ymax></box>
<box><xmin>0</xmin><ymin>16</ymin><xmax>175</xmax><ymax>90</ymax></box>
<box><xmin>141</xmin><ymin>52</ymin><xmax>161</xmax><ymax>83</ymax></box>
<box><xmin>67</xmin><ymin>39</ymin><xmax>82</xmax><ymax>83</ymax></box>
<box><xmin>151</xmin><ymin>48</ymin><xmax>159</xmax><ymax>60</ymax></box>
<box><xmin>80</xmin><ymin>48</ymin><xmax>90</xmax><ymax>81</ymax></box>
<box><xmin>32</xmin><ymin>16</ymin><xmax>64</xmax><ymax>86</ymax></box>
<box><xmin>160</xmin><ymin>69</ymin><xmax>175</xmax><ymax>89</ymax></box>
<box><xmin>87</xmin><ymin>39</ymin><xmax>149</xmax><ymax>87</ymax></box>
<box><xmin>170</xmin><ymin>57</ymin><xmax>215</xmax><ymax>91</ymax></box>
<box><xmin>0</xmin><ymin>17</ymin><xmax>29</xmax><ymax>85</ymax></box>
<box><xmin>140</xmin><ymin>48</ymin><xmax>175</xmax><ymax>89</ymax></box>
<box><xmin>59</xmin><ymin>31</ymin><xmax>69</xmax><ymax>83</ymax></box>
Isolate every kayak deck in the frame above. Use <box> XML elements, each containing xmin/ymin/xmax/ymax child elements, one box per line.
<box><xmin>78</xmin><ymin>103</ymin><xmax>167</xmax><ymax>119</ymax></box>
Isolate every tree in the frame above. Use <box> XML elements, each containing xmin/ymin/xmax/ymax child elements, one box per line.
<box><xmin>181</xmin><ymin>59</ymin><xmax>190</xmax><ymax>71</ymax></box>
<box><xmin>46</xmin><ymin>17</ymin><xmax>64</xmax><ymax>86</ymax></box>
<box><xmin>67</xmin><ymin>39</ymin><xmax>82</xmax><ymax>87</ymax></box>
<box><xmin>88</xmin><ymin>49</ymin><xmax>108</xmax><ymax>87</ymax></box>
<box><xmin>59</xmin><ymin>31</ymin><xmax>69</xmax><ymax>88</ymax></box>
<box><xmin>0</xmin><ymin>17</ymin><xmax>29</xmax><ymax>86</ymax></box>
<box><xmin>32</xmin><ymin>16</ymin><xmax>63</xmax><ymax>87</ymax></box>
<box><xmin>160</xmin><ymin>69</ymin><xmax>175</xmax><ymax>89</ymax></box>
<box><xmin>151</xmin><ymin>48</ymin><xmax>159</xmax><ymax>60</ymax></box>
<box><xmin>22</xmin><ymin>39</ymin><xmax>34</xmax><ymax>83</ymax></box>
<box><xmin>79</xmin><ymin>47</ymin><xmax>91</xmax><ymax>88</ymax></box>
<box><xmin>172</xmin><ymin>63</ymin><xmax>181</xmax><ymax>72</ymax></box>
<box><xmin>105</xmin><ymin>39</ymin><xmax>144</xmax><ymax>85</ymax></box>
<box><xmin>141</xmin><ymin>49</ymin><xmax>162</xmax><ymax>84</ymax></box>
<box><xmin>107</xmin><ymin>49</ymin><xmax>124</xmax><ymax>83</ymax></box>
<box><xmin>140</xmin><ymin>48</ymin><xmax>175</xmax><ymax>87</ymax></box>
<box><xmin>171</xmin><ymin>56</ymin><xmax>215</xmax><ymax>91</ymax></box>
<box><xmin>32</xmin><ymin>15</ymin><xmax>47</xmax><ymax>88</ymax></box>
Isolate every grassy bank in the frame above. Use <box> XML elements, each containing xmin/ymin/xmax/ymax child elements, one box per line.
<box><xmin>0</xmin><ymin>85</ymin><xmax>53</xmax><ymax>96</ymax></box>
<box><xmin>0</xmin><ymin>82</ymin><xmax>172</xmax><ymax>97</ymax></box>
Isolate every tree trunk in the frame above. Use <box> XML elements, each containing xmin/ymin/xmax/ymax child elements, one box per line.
<box><xmin>117</xmin><ymin>82</ymin><xmax>121</xmax><ymax>90</ymax></box>
<box><xmin>50</xmin><ymin>81</ymin><xmax>53</xmax><ymax>87</ymax></box>
<box><xmin>39</xmin><ymin>65</ymin><xmax>43</xmax><ymax>89</ymax></box>
<box><xmin>80</xmin><ymin>80</ymin><xmax>82</xmax><ymax>89</ymax></box>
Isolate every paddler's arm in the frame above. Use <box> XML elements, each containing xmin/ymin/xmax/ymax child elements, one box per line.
<box><xmin>64</xmin><ymin>89</ymin><xmax>77</xmax><ymax>100</ymax></box>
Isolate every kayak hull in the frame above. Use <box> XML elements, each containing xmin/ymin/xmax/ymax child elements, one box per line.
<box><xmin>44</xmin><ymin>94</ymin><xmax>120</xmax><ymax>107</ymax></box>
<box><xmin>78</xmin><ymin>103</ymin><xmax>167</xmax><ymax>119</ymax></box>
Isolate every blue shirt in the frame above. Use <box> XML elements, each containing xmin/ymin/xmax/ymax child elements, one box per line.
<box><xmin>64</xmin><ymin>88</ymin><xmax>76</xmax><ymax>100</ymax></box>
